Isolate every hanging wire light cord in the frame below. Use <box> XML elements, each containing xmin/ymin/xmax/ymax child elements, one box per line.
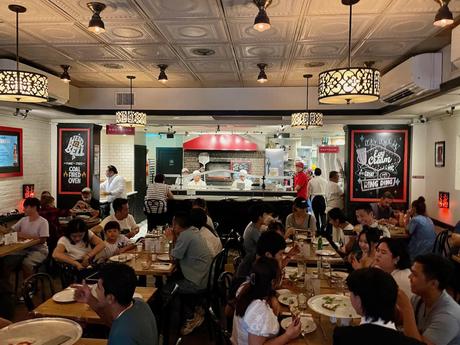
<box><xmin>306</xmin><ymin>76</ymin><xmax>309</xmax><ymax>111</ymax></box>
<box><xmin>348</xmin><ymin>2</ymin><xmax>352</xmax><ymax>68</ymax></box>
<box><xmin>129</xmin><ymin>77</ymin><xmax>133</xmax><ymax>111</ymax></box>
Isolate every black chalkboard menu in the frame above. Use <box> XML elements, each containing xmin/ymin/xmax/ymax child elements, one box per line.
<box><xmin>58</xmin><ymin>127</ymin><xmax>90</xmax><ymax>194</ymax></box>
<box><xmin>347</xmin><ymin>126</ymin><xmax>410</xmax><ymax>203</ymax></box>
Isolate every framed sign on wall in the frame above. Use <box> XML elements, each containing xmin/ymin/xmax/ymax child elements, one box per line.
<box><xmin>434</xmin><ymin>141</ymin><xmax>445</xmax><ymax>167</ymax></box>
<box><xmin>0</xmin><ymin>126</ymin><xmax>23</xmax><ymax>178</ymax></box>
<box><xmin>347</xmin><ymin>126</ymin><xmax>410</xmax><ymax>203</ymax></box>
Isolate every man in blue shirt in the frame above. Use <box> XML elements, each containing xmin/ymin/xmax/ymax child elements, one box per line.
<box><xmin>74</xmin><ymin>263</ymin><xmax>158</xmax><ymax>345</ymax></box>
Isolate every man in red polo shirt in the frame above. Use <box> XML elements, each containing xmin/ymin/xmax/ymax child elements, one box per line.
<box><xmin>294</xmin><ymin>162</ymin><xmax>309</xmax><ymax>199</ymax></box>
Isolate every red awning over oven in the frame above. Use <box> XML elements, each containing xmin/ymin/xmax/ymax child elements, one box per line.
<box><xmin>183</xmin><ymin>134</ymin><xmax>258</xmax><ymax>151</ymax></box>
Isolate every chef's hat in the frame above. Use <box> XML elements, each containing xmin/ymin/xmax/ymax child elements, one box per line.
<box><xmin>239</xmin><ymin>169</ymin><xmax>248</xmax><ymax>176</ymax></box>
<box><xmin>192</xmin><ymin>170</ymin><xmax>201</xmax><ymax>176</ymax></box>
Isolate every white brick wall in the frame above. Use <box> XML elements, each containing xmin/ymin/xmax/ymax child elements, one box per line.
<box><xmin>0</xmin><ymin>113</ymin><xmax>51</xmax><ymax>212</ymax></box>
<box><xmin>100</xmin><ymin>132</ymin><xmax>134</xmax><ymax>185</ymax></box>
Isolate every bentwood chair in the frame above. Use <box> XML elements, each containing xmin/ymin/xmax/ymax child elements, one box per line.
<box><xmin>432</xmin><ymin>229</ymin><xmax>454</xmax><ymax>258</ymax></box>
<box><xmin>208</xmin><ymin>306</ymin><xmax>232</xmax><ymax>345</ymax></box>
<box><xmin>21</xmin><ymin>273</ymin><xmax>55</xmax><ymax>311</ymax></box>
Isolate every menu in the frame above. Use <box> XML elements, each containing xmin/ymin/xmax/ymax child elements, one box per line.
<box><xmin>349</xmin><ymin>128</ymin><xmax>409</xmax><ymax>203</ymax></box>
<box><xmin>58</xmin><ymin>128</ymin><xmax>90</xmax><ymax>194</ymax></box>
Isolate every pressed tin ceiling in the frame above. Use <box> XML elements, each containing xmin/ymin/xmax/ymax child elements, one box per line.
<box><xmin>0</xmin><ymin>0</ymin><xmax>458</xmax><ymax>88</ymax></box>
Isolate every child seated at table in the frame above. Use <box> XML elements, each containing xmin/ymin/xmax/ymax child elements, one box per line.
<box><xmin>53</xmin><ymin>218</ymin><xmax>105</xmax><ymax>270</ymax></box>
<box><xmin>95</xmin><ymin>221</ymin><xmax>136</xmax><ymax>263</ymax></box>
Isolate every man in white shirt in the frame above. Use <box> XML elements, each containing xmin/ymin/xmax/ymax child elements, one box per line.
<box><xmin>96</xmin><ymin>198</ymin><xmax>139</xmax><ymax>238</ymax></box>
<box><xmin>231</xmin><ymin>169</ymin><xmax>252</xmax><ymax>190</ymax></box>
<box><xmin>100</xmin><ymin>165</ymin><xmax>126</xmax><ymax>212</ymax></box>
<box><xmin>307</xmin><ymin>168</ymin><xmax>328</xmax><ymax>233</ymax></box>
<box><xmin>326</xmin><ymin>171</ymin><xmax>344</xmax><ymax>212</ymax></box>
<box><xmin>188</xmin><ymin>170</ymin><xmax>207</xmax><ymax>189</ymax></box>
<box><xmin>4</xmin><ymin>197</ymin><xmax>49</xmax><ymax>279</ymax></box>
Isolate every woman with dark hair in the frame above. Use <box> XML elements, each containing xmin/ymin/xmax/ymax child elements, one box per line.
<box><xmin>285</xmin><ymin>197</ymin><xmax>317</xmax><ymax>237</ymax></box>
<box><xmin>375</xmin><ymin>238</ymin><xmax>412</xmax><ymax>298</ymax></box>
<box><xmin>351</xmin><ymin>227</ymin><xmax>380</xmax><ymax>269</ymax></box>
<box><xmin>405</xmin><ymin>197</ymin><xmax>436</xmax><ymax>260</ymax></box>
<box><xmin>190</xmin><ymin>208</ymin><xmax>222</xmax><ymax>257</ymax></box>
<box><xmin>231</xmin><ymin>257</ymin><xmax>301</xmax><ymax>345</ymax></box>
<box><xmin>145</xmin><ymin>173</ymin><xmax>174</xmax><ymax>230</ymax></box>
<box><xmin>53</xmin><ymin>218</ymin><xmax>105</xmax><ymax>270</ymax></box>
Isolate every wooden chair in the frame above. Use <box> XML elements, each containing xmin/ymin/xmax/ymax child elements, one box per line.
<box><xmin>432</xmin><ymin>229</ymin><xmax>453</xmax><ymax>258</ymax></box>
<box><xmin>21</xmin><ymin>273</ymin><xmax>55</xmax><ymax>311</ymax></box>
<box><xmin>160</xmin><ymin>283</ymin><xmax>180</xmax><ymax>345</ymax></box>
<box><xmin>208</xmin><ymin>306</ymin><xmax>232</xmax><ymax>345</ymax></box>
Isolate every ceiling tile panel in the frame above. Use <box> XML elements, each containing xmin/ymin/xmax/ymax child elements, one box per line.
<box><xmin>235</xmin><ymin>43</ymin><xmax>291</xmax><ymax>59</ymax></box>
<box><xmin>39</xmin><ymin>62</ymin><xmax>97</xmax><ymax>74</ymax></box>
<box><xmin>176</xmin><ymin>44</ymin><xmax>234</xmax><ymax>60</ymax></box>
<box><xmin>197</xmin><ymin>72</ymin><xmax>240</xmax><ymax>81</ymax></box>
<box><xmin>84</xmin><ymin>60</ymin><xmax>143</xmax><ymax>73</ymax></box>
<box><xmin>137</xmin><ymin>61</ymin><xmax>187</xmax><ymax>74</ymax></box>
<box><xmin>0</xmin><ymin>0</ymin><xmax>68</xmax><ymax>23</ymax></box>
<box><xmin>136</xmin><ymin>0</ymin><xmax>220</xmax><ymax>19</ymax></box>
<box><xmin>1</xmin><ymin>44</ymin><xmax>72</xmax><ymax>62</ymax></box>
<box><xmin>100</xmin><ymin>22</ymin><xmax>163</xmax><ymax>44</ymax></box>
<box><xmin>307</xmin><ymin>0</ymin><xmax>392</xmax><ymax>15</ymax></box>
<box><xmin>155</xmin><ymin>19</ymin><xmax>228</xmax><ymax>43</ymax></box>
<box><xmin>20</xmin><ymin>23</ymin><xmax>98</xmax><ymax>44</ymax></box>
<box><xmin>187</xmin><ymin>59</ymin><xmax>237</xmax><ymax>73</ymax></box>
<box><xmin>368</xmin><ymin>14</ymin><xmax>438</xmax><ymax>39</ymax></box>
<box><xmin>239</xmin><ymin>59</ymin><xmax>287</xmax><ymax>72</ymax></box>
<box><xmin>119</xmin><ymin>44</ymin><xmax>177</xmax><ymax>60</ymax></box>
<box><xmin>354</xmin><ymin>39</ymin><xmax>420</xmax><ymax>57</ymax></box>
<box><xmin>294</xmin><ymin>41</ymin><xmax>348</xmax><ymax>59</ymax></box>
<box><xmin>228</xmin><ymin>18</ymin><xmax>297</xmax><ymax>42</ymax></box>
<box><xmin>56</xmin><ymin>45</ymin><xmax>119</xmax><ymax>60</ymax></box>
<box><xmin>222</xmin><ymin>0</ymin><xmax>304</xmax><ymax>18</ymax></box>
<box><xmin>388</xmin><ymin>0</ymin><xmax>460</xmax><ymax>14</ymax></box>
<box><xmin>201</xmin><ymin>80</ymin><xmax>243</xmax><ymax>87</ymax></box>
<box><xmin>300</xmin><ymin>15</ymin><xmax>374</xmax><ymax>41</ymax></box>
<box><xmin>0</xmin><ymin>24</ymin><xmax>36</xmax><ymax>44</ymax></box>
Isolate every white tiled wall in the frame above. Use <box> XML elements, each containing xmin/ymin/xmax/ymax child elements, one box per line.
<box><xmin>100</xmin><ymin>131</ymin><xmax>134</xmax><ymax>185</ymax></box>
<box><xmin>0</xmin><ymin>113</ymin><xmax>51</xmax><ymax>212</ymax></box>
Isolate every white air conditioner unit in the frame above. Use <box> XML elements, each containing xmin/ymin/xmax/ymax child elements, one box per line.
<box><xmin>451</xmin><ymin>25</ymin><xmax>460</xmax><ymax>69</ymax></box>
<box><xmin>0</xmin><ymin>58</ymin><xmax>69</xmax><ymax>105</ymax></box>
<box><xmin>381</xmin><ymin>53</ymin><xmax>442</xmax><ymax>105</ymax></box>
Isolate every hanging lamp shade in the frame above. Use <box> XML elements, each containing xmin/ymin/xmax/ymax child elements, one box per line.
<box><xmin>0</xmin><ymin>5</ymin><xmax>48</xmax><ymax>103</ymax></box>
<box><xmin>115</xmin><ymin>76</ymin><xmax>146</xmax><ymax>127</ymax></box>
<box><xmin>318</xmin><ymin>0</ymin><xmax>380</xmax><ymax>105</ymax></box>
<box><xmin>291</xmin><ymin>74</ymin><xmax>323</xmax><ymax>128</ymax></box>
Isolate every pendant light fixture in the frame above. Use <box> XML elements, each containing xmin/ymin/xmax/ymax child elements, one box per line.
<box><xmin>257</xmin><ymin>63</ymin><xmax>268</xmax><ymax>83</ymax></box>
<box><xmin>115</xmin><ymin>76</ymin><xmax>146</xmax><ymax>127</ymax></box>
<box><xmin>60</xmin><ymin>65</ymin><xmax>71</xmax><ymax>83</ymax></box>
<box><xmin>157</xmin><ymin>64</ymin><xmax>168</xmax><ymax>84</ymax></box>
<box><xmin>318</xmin><ymin>0</ymin><xmax>380</xmax><ymax>104</ymax></box>
<box><xmin>291</xmin><ymin>74</ymin><xmax>323</xmax><ymax>129</ymax></box>
<box><xmin>0</xmin><ymin>5</ymin><xmax>48</xmax><ymax>103</ymax></box>
<box><xmin>87</xmin><ymin>2</ymin><xmax>106</xmax><ymax>34</ymax></box>
<box><xmin>433</xmin><ymin>0</ymin><xmax>454</xmax><ymax>27</ymax></box>
<box><xmin>253</xmin><ymin>0</ymin><xmax>272</xmax><ymax>32</ymax></box>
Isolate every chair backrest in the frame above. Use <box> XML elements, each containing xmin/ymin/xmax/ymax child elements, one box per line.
<box><xmin>208</xmin><ymin>306</ymin><xmax>233</xmax><ymax>345</ymax></box>
<box><xmin>207</xmin><ymin>250</ymin><xmax>227</xmax><ymax>294</ymax></box>
<box><xmin>160</xmin><ymin>283</ymin><xmax>179</xmax><ymax>345</ymax></box>
<box><xmin>22</xmin><ymin>273</ymin><xmax>55</xmax><ymax>311</ymax></box>
<box><xmin>223</xmin><ymin>229</ymin><xmax>245</xmax><ymax>257</ymax></box>
<box><xmin>144</xmin><ymin>199</ymin><xmax>167</xmax><ymax>214</ymax></box>
<box><xmin>217</xmin><ymin>271</ymin><xmax>234</xmax><ymax>307</ymax></box>
<box><xmin>432</xmin><ymin>229</ymin><xmax>453</xmax><ymax>258</ymax></box>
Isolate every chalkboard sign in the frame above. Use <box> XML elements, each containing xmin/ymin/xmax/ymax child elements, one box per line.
<box><xmin>58</xmin><ymin>128</ymin><xmax>90</xmax><ymax>194</ymax></box>
<box><xmin>349</xmin><ymin>128</ymin><xmax>409</xmax><ymax>203</ymax></box>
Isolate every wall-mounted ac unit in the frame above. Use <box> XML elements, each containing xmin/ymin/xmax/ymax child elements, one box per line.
<box><xmin>381</xmin><ymin>53</ymin><xmax>442</xmax><ymax>105</ymax></box>
<box><xmin>0</xmin><ymin>58</ymin><xmax>69</xmax><ymax>105</ymax></box>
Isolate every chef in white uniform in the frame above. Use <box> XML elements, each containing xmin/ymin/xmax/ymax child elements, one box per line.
<box><xmin>100</xmin><ymin>165</ymin><xmax>126</xmax><ymax>213</ymax></box>
<box><xmin>175</xmin><ymin>168</ymin><xmax>190</xmax><ymax>188</ymax></box>
<box><xmin>231</xmin><ymin>169</ymin><xmax>252</xmax><ymax>190</ymax></box>
<box><xmin>188</xmin><ymin>170</ymin><xmax>207</xmax><ymax>189</ymax></box>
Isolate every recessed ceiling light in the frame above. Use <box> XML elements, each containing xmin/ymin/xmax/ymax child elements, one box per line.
<box><xmin>192</xmin><ymin>48</ymin><xmax>216</xmax><ymax>56</ymax></box>
<box><xmin>102</xmin><ymin>63</ymin><xmax>124</xmax><ymax>69</ymax></box>
<box><xmin>305</xmin><ymin>62</ymin><xmax>325</xmax><ymax>68</ymax></box>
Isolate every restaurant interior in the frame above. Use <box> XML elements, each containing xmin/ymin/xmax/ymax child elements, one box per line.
<box><xmin>1</xmin><ymin>0</ymin><xmax>460</xmax><ymax>345</ymax></box>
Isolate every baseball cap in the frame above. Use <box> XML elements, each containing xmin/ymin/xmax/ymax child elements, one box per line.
<box><xmin>295</xmin><ymin>161</ymin><xmax>304</xmax><ymax>168</ymax></box>
<box><xmin>81</xmin><ymin>187</ymin><xmax>91</xmax><ymax>193</ymax></box>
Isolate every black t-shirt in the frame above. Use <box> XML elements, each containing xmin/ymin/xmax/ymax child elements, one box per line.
<box><xmin>333</xmin><ymin>324</ymin><xmax>425</xmax><ymax>345</ymax></box>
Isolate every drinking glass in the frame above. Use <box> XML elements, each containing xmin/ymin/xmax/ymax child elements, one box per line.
<box><xmin>297</xmin><ymin>293</ymin><xmax>307</xmax><ymax>313</ymax></box>
<box><xmin>297</xmin><ymin>261</ymin><xmax>306</xmax><ymax>288</ymax></box>
<box><xmin>311</xmin><ymin>277</ymin><xmax>321</xmax><ymax>296</ymax></box>
<box><xmin>136</xmin><ymin>243</ymin><xmax>143</xmax><ymax>252</ymax></box>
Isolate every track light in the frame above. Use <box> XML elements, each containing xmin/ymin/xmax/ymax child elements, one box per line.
<box><xmin>434</xmin><ymin>0</ymin><xmax>454</xmax><ymax>27</ymax></box>
<box><xmin>13</xmin><ymin>107</ymin><xmax>30</xmax><ymax>119</ymax></box>
<box><xmin>257</xmin><ymin>63</ymin><xmax>268</xmax><ymax>83</ymax></box>
<box><xmin>87</xmin><ymin>2</ymin><xmax>106</xmax><ymax>34</ymax></box>
<box><xmin>253</xmin><ymin>0</ymin><xmax>271</xmax><ymax>32</ymax></box>
<box><xmin>60</xmin><ymin>65</ymin><xmax>71</xmax><ymax>83</ymax></box>
<box><xmin>157</xmin><ymin>64</ymin><xmax>168</xmax><ymax>83</ymax></box>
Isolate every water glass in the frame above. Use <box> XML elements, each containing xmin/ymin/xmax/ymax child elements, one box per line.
<box><xmin>311</xmin><ymin>277</ymin><xmax>321</xmax><ymax>296</ymax></box>
<box><xmin>136</xmin><ymin>243</ymin><xmax>143</xmax><ymax>252</ymax></box>
<box><xmin>297</xmin><ymin>293</ymin><xmax>307</xmax><ymax>312</ymax></box>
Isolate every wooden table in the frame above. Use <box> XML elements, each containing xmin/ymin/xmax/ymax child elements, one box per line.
<box><xmin>281</xmin><ymin>268</ymin><xmax>358</xmax><ymax>345</ymax></box>
<box><xmin>125</xmin><ymin>251</ymin><xmax>175</xmax><ymax>277</ymax></box>
<box><xmin>0</xmin><ymin>239</ymin><xmax>41</xmax><ymax>257</ymax></box>
<box><xmin>288</xmin><ymin>242</ymin><xmax>344</xmax><ymax>266</ymax></box>
<box><xmin>33</xmin><ymin>286</ymin><xmax>157</xmax><ymax>324</ymax></box>
<box><xmin>75</xmin><ymin>339</ymin><xmax>107</xmax><ymax>345</ymax></box>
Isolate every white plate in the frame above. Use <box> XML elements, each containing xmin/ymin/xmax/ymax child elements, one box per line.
<box><xmin>0</xmin><ymin>317</ymin><xmax>82</xmax><ymax>345</ymax></box>
<box><xmin>307</xmin><ymin>294</ymin><xmax>359</xmax><ymax>319</ymax></box>
<box><xmin>109</xmin><ymin>253</ymin><xmax>134</xmax><ymax>262</ymax></box>
<box><xmin>52</xmin><ymin>288</ymin><xmax>76</xmax><ymax>303</ymax></box>
<box><xmin>315</xmin><ymin>249</ymin><xmax>336</xmax><ymax>256</ymax></box>
<box><xmin>285</xmin><ymin>238</ymin><xmax>293</xmax><ymax>244</ymax></box>
<box><xmin>296</xmin><ymin>234</ymin><xmax>308</xmax><ymax>240</ymax></box>
<box><xmin>157</xmin><ymin>254</ymin><xmax>170</xmax><ymax>261</ymax></box>
<box><xmin>312</xmin><ymin>238</ymin><xmax>329</xmax><ymax>245</ymax></box>
<box><xmin>278</xmin><ymin>293</ymin><xmax>298</xmax><ymax>306</ymax></box>
<box><xmin>324</xmin><ymin>271</ymin><xmax>349</xmax><ymax>279</ymax></box>
<box><xmin>76</xmin><ymin>214</ymin><xmax>90</xmax><ymax>220</ymax></box>
<box><xmin>280</xmin><ymin>316</ymin><xmax>317</xmax><ymax>334</ymax></box>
